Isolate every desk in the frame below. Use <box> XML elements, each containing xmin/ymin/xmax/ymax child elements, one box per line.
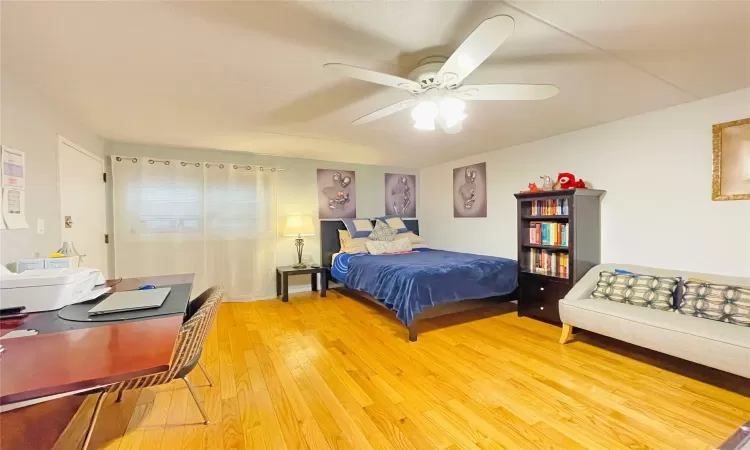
<box><xmin>0</xmin><ymin>274</ymin><xmax>194</xmax><ymax>450</ymax></box>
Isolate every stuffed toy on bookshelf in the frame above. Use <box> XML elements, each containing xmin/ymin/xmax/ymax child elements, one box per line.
<box><xmin>555</xmin><ymin>172</ymin><xmax>589</xmax><ymax>189</ymax></box>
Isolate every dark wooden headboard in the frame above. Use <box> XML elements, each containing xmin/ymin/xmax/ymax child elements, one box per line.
<box><xmin>320</xmin><ymin>219</ymin><xmax>419</xmax><ymax>268</ymax></box>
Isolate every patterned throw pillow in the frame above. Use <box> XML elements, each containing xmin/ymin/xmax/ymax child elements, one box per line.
<box><xmin>375</xmin><ymin>215</ymin><xmax>408</xmax><ymax>233</ymax></box>
<box><xmin>591</xmin><ymin>271</ymin><xmax>678</xmax><ymax>310</ymax></box>
<box><xmin>677</xmin><ymin>281</ymin><xmax>750</xmax><ymax>327</ymax></box>
<box><xmin>369</xmin><ymin>220</ymin><xmax>397</xmax><ymax>241</ymax></box>
<box><xmin>365</xmin><ymin>238</ymin><xmax>412</xmax><ymax>255</ymax></box>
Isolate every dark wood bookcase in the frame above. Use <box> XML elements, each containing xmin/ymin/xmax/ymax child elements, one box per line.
<box><xmin>514</xmin><ymin>188</ymin><xmax>605</xmax><ymax>324</ymax></box>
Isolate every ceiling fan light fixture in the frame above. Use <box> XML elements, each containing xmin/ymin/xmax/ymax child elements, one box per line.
<box><xmin>411</xmin><ymin>100</ymin><xmax>438</xmax><ymax>131</ymax></box>
<box><xmin>413</xmin><ymin>118</ymin><xmax>436</xmax><ymax>131</ymax></box>
<box><xmin>411</xmin><ymin>100</ymin><xmax>438</xmax><ymax>122</ymax></box>
<box><xmin>442</xmin><ymin>112</ymin><xmax>467</xmax><ymax>129</ymax></box>
<box><xmin>444</xmin><ymin>120</ymin><xmax>463</xmax><ymax>135</ymax></box>
<box><xmin>439</xmin><ymin>97</ymin><xmax>467</xmax><ymax>128</ymax></box>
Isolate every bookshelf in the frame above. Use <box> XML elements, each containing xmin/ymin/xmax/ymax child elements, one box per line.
<box><xmin>514</xmin><ymin>188</ymin><xmax>605</xmax><ymax>324</ymax></box>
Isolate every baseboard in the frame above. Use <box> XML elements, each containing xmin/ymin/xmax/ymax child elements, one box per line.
<box><xmin>224</xmin><ymin>280</ymin><xmax>344</xmax><ymax>303</ymax></box>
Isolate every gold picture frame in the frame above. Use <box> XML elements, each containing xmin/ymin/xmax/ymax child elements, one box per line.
<box><xmin>712</xmin><ymin>117</ymin><xmax>750</xmax><ymax>201</ymax></box>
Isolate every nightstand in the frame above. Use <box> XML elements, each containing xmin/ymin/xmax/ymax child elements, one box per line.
<box><xmin>276</xmin><ymin>266</ymin><xmax>327</xmax><ymax>302</ymax></box>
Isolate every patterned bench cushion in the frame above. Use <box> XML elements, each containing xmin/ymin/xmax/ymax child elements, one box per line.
<box><xmin>591</xmin><ymin>271</ymin><xmax>678</xmax><ymax>310</ymax></box>
<box><xmin>677</xmin><ymin>281</ymin><xmax>750</xmax><ymax>327</ymax></box>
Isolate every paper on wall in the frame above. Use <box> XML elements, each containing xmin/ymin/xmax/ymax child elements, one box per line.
<box><xmin>2</xmin><ymin>188</ymin><xmax>29</xmax><ymax>229</ymax></box>
<box><xmin>1</xmin><ymin>146</ymin><xmax>25</xmax><ymax>190</ymax></box>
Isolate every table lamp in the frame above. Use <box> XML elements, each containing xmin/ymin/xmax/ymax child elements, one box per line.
<box><xmin>283</xmin><ymin>215</ymin><xmax>315</xmax><ymax>268</ymax></box>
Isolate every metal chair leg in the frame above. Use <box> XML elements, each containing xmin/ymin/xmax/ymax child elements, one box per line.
<box><xmin>198</xmin><ymin>362</ymin><xmax>214</xmax><ymax>387</ymax></box>
<box><xmin>81</xmin><ymin>391</ymin><xmax>106</xmax><ymax>450</ymax></box>
<box><xmin>182</xmin><ymin>377</ymin><xmax>210</xmax><ymax>424</ymax></box>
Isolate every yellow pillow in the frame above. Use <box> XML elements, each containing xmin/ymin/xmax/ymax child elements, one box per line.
<box><xmin>338</xmin><ymin>230</ymin><xmax>370</xmax><ymax>254</ymax></box>
<box><xmin>401</xmin><ymin>231</ymin><xmax>424</xmax><ymax>245</ymax></box>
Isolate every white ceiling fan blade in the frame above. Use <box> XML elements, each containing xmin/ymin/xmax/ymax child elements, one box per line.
<box><xmin>436</xmin><ymin>15</ymin><xmax>515</xmax><ymax>88</ymax></box>
<box><xmin>455</xmin><ymin>84</ymin><xmax>559</xmax><ymax>101</ymax></box>
<box><xmin>324</xmin><ymin>63</ymin><xmax>424</xmax><ymax>93</ymax></box>
<box><xmin>352</xmin><ymin>99</ymin><xmax>417</xmax><ymax>125</ymax></box>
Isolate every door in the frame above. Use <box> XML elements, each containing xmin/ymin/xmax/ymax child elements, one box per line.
<box><xmin>58</xmin><ymin>137</ymin><xmax>108</xmax><ymax>274</ymax></box>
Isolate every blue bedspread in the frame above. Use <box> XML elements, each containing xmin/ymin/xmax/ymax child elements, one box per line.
<box><xmin>331</xmin><ymin>249</ymin><xmax>517</xmax><ymax>326</ymax></box>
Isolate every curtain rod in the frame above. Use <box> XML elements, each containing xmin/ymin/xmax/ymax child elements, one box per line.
<box><xmin>112</xmin><ymin>156</ymin><xmax>289</xmax><ymax>171</ymax></box>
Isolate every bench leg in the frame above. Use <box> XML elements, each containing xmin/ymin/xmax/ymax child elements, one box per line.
<box><xmin>559</xmin><ymin>323</ymin><xmax>573</xmax><ymax>344</ymax></box>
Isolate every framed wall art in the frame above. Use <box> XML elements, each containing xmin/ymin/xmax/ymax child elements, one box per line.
<box><xmin>453</xmin><ymin>162</ymin><xmax>487</xmax><ymax>218</ymax></box>
<box><xmin>712</xmin><ymin>118</ymin><xmax>750</xmax><ymax>201</ymax></box>
<box><xmin>384</xmin><ymin>173</ymin><xmax>416</xmax><ymax>218</ymax></box>
<box><xmin>317</xmin><ymin>169</ymin><xmax>356</xmax><ymax>218</ymax></box>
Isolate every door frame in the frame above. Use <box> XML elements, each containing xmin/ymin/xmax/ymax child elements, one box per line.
<box><xmin>56</xmin><ymin>135</ymin><xmax>108</xmax><ymax>273</ymax></box>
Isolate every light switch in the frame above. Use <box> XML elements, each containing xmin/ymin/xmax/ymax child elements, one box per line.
<box><xmin>36</xmin><ymin>218</ymin><xmax>44</xmax><ymax>235</ymax></box>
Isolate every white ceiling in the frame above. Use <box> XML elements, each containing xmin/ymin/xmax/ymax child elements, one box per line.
<box><xmin>2</xmin><ymin>1</ymin><xmax>749</xmax><ymax>167</ymax></box>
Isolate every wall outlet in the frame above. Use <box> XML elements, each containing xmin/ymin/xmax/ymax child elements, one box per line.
<box><xmin>36</xmin><ymin>218</ymin><xmax>44</xmax><ymax>235</ymax></box>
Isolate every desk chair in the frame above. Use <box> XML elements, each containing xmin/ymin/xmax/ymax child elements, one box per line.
<box><xmin>111</xmin><ymin>286</ymin><xmax>217</xmax><ymax>404</ymax></box>
<box><xmin>184</xmin><ymin>287</ymin><xmax>216</xmax><ymax>387</ymax></box>
<box><xmin>81</xmin><ymin>286</ymin><xmax>224</xmax><ymax>450</ymax></box>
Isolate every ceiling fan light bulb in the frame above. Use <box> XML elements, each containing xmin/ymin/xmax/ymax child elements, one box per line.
<box><xmin>413</xmin><ymin>118</ymin><xmax>435</xmax><ymax>131</ymax></box>
<box><xmin>444</xmin><ymin>121</ymin><xmax>463</xmax><ymax>134</ymax></box>
<box><xmin>439</xmin><ymin>97</ymin><xmax>466</xmax><ymax>115</ymax></box>
<box><xmin>411</xmin><ymin>101</ymin><xmax>438</xmax><ymax>122</ymax></box>
<box><xmin>442</xmin><ymin>112</ymin><xmax>467</xmax><ymax>128</ymax></box>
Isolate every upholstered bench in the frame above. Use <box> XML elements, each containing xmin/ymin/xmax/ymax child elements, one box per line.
<box><xmin>558</xmin><ymin>263</ymin><xmax>750</xmax><ymax>379</ymax></box>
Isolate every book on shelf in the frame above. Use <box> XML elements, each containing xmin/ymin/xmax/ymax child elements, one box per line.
<box><xmin>528</xmin><ymin>248</ymin><xmax>569</xmax><ymax>278</ymax></box>
<box><xmin>528</xmin><ymin>222</ymin><xmax>568</xmax><ymax>247</ymax></box>
<box><xmin>530</xmin><ymin>198</ymin><xmax>569</xmax><ymax>216</ymax></box>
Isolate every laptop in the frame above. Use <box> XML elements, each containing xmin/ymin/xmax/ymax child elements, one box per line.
<box><xmin>88</xmin><ymin>287</ymin><xmax>171</xmax><ymax>316</ymax></box>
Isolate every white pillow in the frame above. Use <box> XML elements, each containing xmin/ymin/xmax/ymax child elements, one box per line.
<box><xmin>365</xmin><ymin>238</ymin><xmax>412</xmax><ymax>255</ymax></box>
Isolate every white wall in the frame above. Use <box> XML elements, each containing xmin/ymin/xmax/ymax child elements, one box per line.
<box><xmin>0</xmin><ymin>74</ymin><xmax>105</xmax><ymax>265</ymax></box>
<box><xmin>0</xmin><ymin>73</ymin><xmax>416</xmax><ymax>293</ymax></box>
<box><xmin>420</xmin><ymin>87</ymin><xmax>750</xmax><ymax>277</ymax></box>
<box><xmin>105</xmin><ymin>141</ymin><xmax>417</xmax><ymax>291</ymax></box>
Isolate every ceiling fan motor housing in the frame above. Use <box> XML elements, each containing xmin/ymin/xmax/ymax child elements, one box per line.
<box><xmin>408</xmin><ymin>57</ymin><xmax>450</xmax><ymax>89</ymax></box>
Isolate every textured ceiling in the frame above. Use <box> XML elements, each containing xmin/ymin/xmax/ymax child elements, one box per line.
<box><xmin>2</xmin><ymin>1</ymin><xmax>749</xmax><ymax>167</ymax></box>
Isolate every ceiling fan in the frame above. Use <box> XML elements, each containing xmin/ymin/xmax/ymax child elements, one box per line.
<box><xmin>324</xmin><ymin>15</ymin><xmax>559</xmax><ymax>134</ymax></box>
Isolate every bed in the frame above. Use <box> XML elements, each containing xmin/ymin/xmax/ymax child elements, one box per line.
<box><xmin>321</xmin><ymin>219</ymin><xmax>518</xmax><ymax>341</ymax></box>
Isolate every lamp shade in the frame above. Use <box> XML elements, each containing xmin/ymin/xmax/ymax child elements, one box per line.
<box><xmin>283</xmin><ymin>215</ymin><xmax>315</xmax><ymax>236</ymax></box>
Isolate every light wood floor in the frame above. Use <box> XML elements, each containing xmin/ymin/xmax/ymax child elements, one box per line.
<box><xmin>56</xmin><ymin>290</ymin><xmax>750</xmax><ymax>449</ymax></box>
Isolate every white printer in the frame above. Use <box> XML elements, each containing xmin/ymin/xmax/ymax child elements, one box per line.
<box><xmin>0</xmin><ymin>268</ymin><xmax>105</xmax><ymax>312</ymax></box>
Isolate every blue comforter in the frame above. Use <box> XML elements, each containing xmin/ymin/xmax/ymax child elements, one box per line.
<box><xmin>331</xmin><ymin>249</ymin><xmax>517</xmax><ymax>326</ymax></box>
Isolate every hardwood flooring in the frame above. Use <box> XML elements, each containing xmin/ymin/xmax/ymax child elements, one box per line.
<box><xmin>54</xmin><ymin>290</ymin><xmax>750</xmax><ymax>449</ymax></box>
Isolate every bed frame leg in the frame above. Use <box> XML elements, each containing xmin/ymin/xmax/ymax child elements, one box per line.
<box><xmin>559</xmin><ymin>323</ymin><xmax>573</xmax><ymax>344</ymax></box>
<box><xmin>408</xmin><ymin>322</ymin><xmax>418</xmax><ymax>342</ymax></box>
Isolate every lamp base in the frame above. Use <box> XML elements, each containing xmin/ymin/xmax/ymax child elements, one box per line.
<box><xmin>294</xmin><ymin>236</ymin><xmax>306</xmax><ymax>269</ymax></box>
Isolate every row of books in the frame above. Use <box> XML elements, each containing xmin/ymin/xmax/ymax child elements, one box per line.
<box><xmin>528</xmin><ymin>249</ymin><xmax>569</xmax><ymax>278</ymax></box>
<box><xmin>530</xmin><ymin>199</ymin><xmax>569</xmax><ymax>216</ymax></box>
<box><xmin>529</xmin><ymin>222</ymin><xmax>569</xmax><ymax>247</ymax></box>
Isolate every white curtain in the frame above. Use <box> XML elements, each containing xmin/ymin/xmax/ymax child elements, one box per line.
<box><xmin>112</xmin><ymin>157</ymin><xmax>278</xmax><ymax>300</ymax></box>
